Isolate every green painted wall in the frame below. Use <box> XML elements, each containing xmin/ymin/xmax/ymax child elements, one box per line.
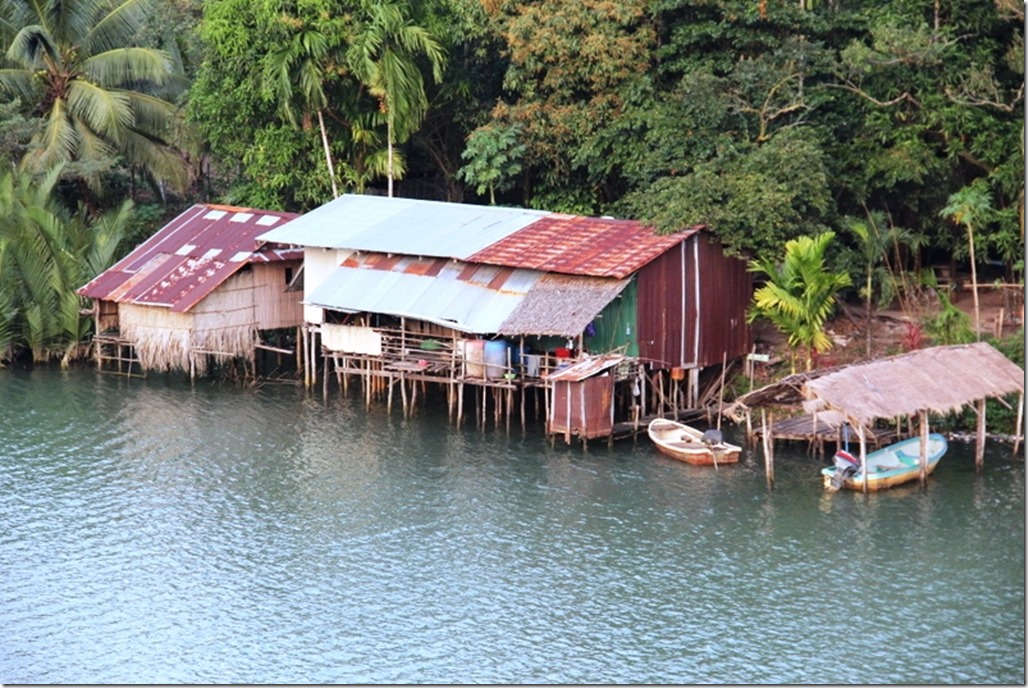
<box><xmin>585</xmin><ymin>278</ymin><xmax>638</xmax><ymax>357</ymax></box>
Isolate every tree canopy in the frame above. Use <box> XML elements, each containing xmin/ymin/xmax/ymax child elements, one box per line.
<box><xmin>0</xmin><ymin>0</ymin><xmax>1022</xmax><ymax>363</ymax></box>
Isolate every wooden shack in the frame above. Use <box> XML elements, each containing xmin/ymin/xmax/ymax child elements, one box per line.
<box><xmin>77</xmin><ymin>204</ymin><xmax>304</xmax><ymax>378</ymax></box>
<box><xmin>547</xmin><ymin>355</ymin><xmax>626</xmax><ymax>445</ymax></box>
<box><xmin>256</xmin><ymin>194</ymin><xmax>752</xmax><ymax>439</ymax></box>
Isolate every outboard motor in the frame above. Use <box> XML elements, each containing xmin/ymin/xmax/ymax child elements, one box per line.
<box><xmin>829</xmin><ymin>449</ymin><xmax>860</xmax><ymax>490</ymax></box>
<box><xmin>701</xmin><ymin>428</ymin><xmax>724</xmax><ymax>446</ymax></box>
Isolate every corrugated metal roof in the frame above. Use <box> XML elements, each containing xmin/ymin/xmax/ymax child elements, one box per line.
<box><xmin>256</xmin><ymin>194</ymin><xmax>549</xmax><ymax>258</ymax></box>
<box><xmin>306</xmin><ymin>253</ymin><xmax>626</xmax><ymax>336</ymax></box>
<box><xmin>469</xmin><ymin>215</ymin><xmax>701</xmax><ymax>279</ymax></box>
<box><xmin>77</xmin><ymin>204</ymin><xmax>301</xmax><ymax>312</ymax></box>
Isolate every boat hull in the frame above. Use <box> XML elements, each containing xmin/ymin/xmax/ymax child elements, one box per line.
<box><xmin>648</xmin><ymin>418</ymin><xmax>742</xmax><ymax>466</ymax></box>
<box><xmin>821</xmin><ymin>433</ymin><xmax>948</xmax><ymax>492</ymax></box>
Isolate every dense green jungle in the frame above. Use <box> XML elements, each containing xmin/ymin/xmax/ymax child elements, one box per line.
<box><xmin>0</xmin><ymin>0</ymin><xmax>1023</xmax><ymax>429</ymax></box>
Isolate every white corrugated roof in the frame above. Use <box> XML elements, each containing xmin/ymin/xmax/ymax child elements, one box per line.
<box><xmin>257</xmin><ymin>194</ymin><xmax>549</xmax><ymax>259</ymax></box>
<box><xmin>306</xmin><ymin>260</ymin><xmax>540</xmax><ymax>333</ymax></box>
<box><xmin>304</xmin><ymin>253</ymin><xmax>624</xmax><ymax>336</ymax></box>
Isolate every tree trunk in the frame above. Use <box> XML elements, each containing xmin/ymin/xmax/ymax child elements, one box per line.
<box><xmin>318</xmin><ymin>110</ymin><xmax>339</xmax><ymax>199</ymax></box>
<box><xmin>387</xmin><ymin>105</ymin><xmax>394</xmax><ymax>198</ymax></box>
<box><xmin>967</xmin><ymin>225</ymin><xmax>981</xmax><ymax>340</ymax></box>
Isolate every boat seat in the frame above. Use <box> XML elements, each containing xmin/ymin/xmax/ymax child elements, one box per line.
<box><xmin>895</xmin><ymin>450</ymin><xmax>920</xmax><ymax>467</ymax></box>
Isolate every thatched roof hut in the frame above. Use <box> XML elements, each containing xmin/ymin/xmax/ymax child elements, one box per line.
<box><xmin>799</xmin><ymin>342</ymin><xmax>1023</xmax><ymax>427</ymax></box>
<box><xmin>78</xmin><ymin>204</ymin><xmax>304</xmax><ymax>377</ymax></box>
<box><xmin>728</xmin><ymin>342</ymin><xmax>1025</xmax><ymax>482</ymax></box>
<box><xmin>730</xmin><ymin>343</ymin><xmax>1023</xmax><ymax>426</ymax></box>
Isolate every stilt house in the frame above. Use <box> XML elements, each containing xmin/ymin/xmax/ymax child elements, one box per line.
<box><xmin>77</xmin><ymin>204</ymin><xmax>304</xmax><ymax>378</ymax></box>
<box><xmin>257</xmin><ymin>194</ymin><xmax>752</xmax><ymax>439</ymax></box>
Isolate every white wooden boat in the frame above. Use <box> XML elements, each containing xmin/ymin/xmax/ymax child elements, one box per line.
<box><xmin>647</xmin><ymin>418</ymin><xmax>742</xmax><ymax>466</ymax></box>
<box><xmin>821</xmin><ymin>433</ymin><xmax>949</xmax><ymax>492</ymax></box>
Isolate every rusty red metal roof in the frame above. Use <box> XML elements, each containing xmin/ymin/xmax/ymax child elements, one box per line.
<box><xmin>77</xmin><ymin>204</ymin><xmax>301</xmax><ymax>313</ymax></box>
<box><xmin>467</xmin><ymin>215</ymin><xmax>702</xmax><ymax>279</ymax></box>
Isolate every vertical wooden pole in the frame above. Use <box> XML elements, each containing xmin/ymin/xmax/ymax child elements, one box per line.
<box><xmin>858</xmin><ymin>423</ymin><xmax>868</xmax><ymax>494</ymax></box>
<box><xmin>401</xmin><ymin>373</ymin><xmax>408</xmax><ymax>417</ymax></box>
<box><xmin>761</xmin><ymin>408</ymin><xmax>774</xmax><ymax>488</ymax></box>
<box><xmin>919</xmin><ymin>409</ymin><xmax>929</xmax><ymax>487</ymax></box>
<box><xmin>457</xmin><ymin>382</ymin><xmax>464</xmax><ymax>427</ymax></box>
<box><xmin>975</xmin><ymin>398</ymin><xmax>986</xmax><ymax>473</ymax></box>
<box><xmin>1013</xmin><ymin>393</ymin><xmax>1024</xmax><ymax>457</ymax></box>
<box><xmin>322</xmin><ymin>351</ymin><xmax>329</xmax><ymax>401</ymax></box>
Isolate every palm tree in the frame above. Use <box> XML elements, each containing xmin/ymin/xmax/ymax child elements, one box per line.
<box><xmin>0</xmin><ymin>165</ymin><xmax>128</xmax><ymax>364</ymax></box>
<box><xmin>748</xmin><ymin>232</ymin><xmax>852</xmax><ymax>372</ymax></box>
<box><xmin>941</xmin><ymin>180</ymin><xmax>992</xmax><ymax>341</ymax></box>
<box><xmin>844</xmin><ymin>211</ymin><xmax>911</xmax><ymax>357</ymax></box>
<box><xmin>347</xmin><ymin>0</ymin><xmax>445</xmax><ymax>197</ymax></box>
<box><xmin>0</xmin><ymin>0</ymin><xmax>186</xmax><ymax>193</ymax></box>
<box><xmin>265</xmin><ymin>26</ymin><xmax>341</xmax><ymax>198</ymax></box>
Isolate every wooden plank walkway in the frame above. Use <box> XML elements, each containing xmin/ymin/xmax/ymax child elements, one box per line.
<box><xmin>757</xmin><ymin>413</ymin><xmax>905</xmax><ymax>455</ymax></box>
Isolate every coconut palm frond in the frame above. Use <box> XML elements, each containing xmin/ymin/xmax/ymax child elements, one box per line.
<box><xmin>122</xmin><ymin>90</ymin><xmax>180</xmax><ymax>134</ymax></box>
<box><xmin>83</xmin><ymin>47</ymin><xmax>175</xmax><ymax>88</ymax></box>
<box><xmin>120</xmin><ymin>127</ymin><xmax>188</xmax><ymax>192</ymax></box>
<box><xmin>83</xmin><ymin>0</ymin><xmax>154</xmax><ymax>54</ymax></box>
<box><xmin>68</xmin><ymin>79</ymin><xmax>133</xmax><ymax>139</ymax></box>
<box><xmin>0</xmin><ymin>66</ymin><xmax>37</xmax><ymax>100</ymax></box>
<box><xmin>6</xmin><ymin>24</ymin><xmax>60</xmax><ymax>67</ymax></box>
<box><xmin>24</xmin><ymin>97</ymin><xmax>79</xmax><ymax>170</ymax></box>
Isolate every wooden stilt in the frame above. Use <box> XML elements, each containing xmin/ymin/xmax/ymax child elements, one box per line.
<box><xmin>858</xmin><ymin>423</ymin><xmax>868</xmax><ymax>494</ymax></box>
<box><xmin>919</xmin><ymin>410</ymin><xmax>930</xmax><ymax>486</ymax></box>
<box><xmin>322</xmin><ymin>351</ymin><xmax>329</xmax><ymax>401</ymax></box>
<box><xmin>975</xmin><ymin>398</ymin><xmax>986</xmax><ymax>472</ymax></box>
<box><xmin>401</xmin><ymin>373</ymin><xmax>408</xmax><ymax>416</ymax></box>
<box><xmin>1014</xmin><ymin>393</ymin><xmax>1024</xmax><ymax>457</ymax></box>
<box><xmin>457</xmin><ymin>382</ymin><xmax>465</xmax><ymax>427</ymax></box>
<box><xmin>761</xmin><ymin>408</ymin><xmax>774</xmax><ymax>488</ymax></box>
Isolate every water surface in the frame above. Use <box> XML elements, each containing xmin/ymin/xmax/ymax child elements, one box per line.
<box><xmin>1</xmin><ymin>367</ymin><xmax>1023</xmax><ymax>683</ymax></box>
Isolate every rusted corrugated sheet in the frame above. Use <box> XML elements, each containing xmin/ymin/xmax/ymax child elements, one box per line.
<box><xmin>77</xmin><ymin>204</ymin><xmax>300</xmax><ymax>313</ymax></box>
<box><xmin>636</xmin><ymin>233</ymin><xmax>751</xmax><ymax>369</ymax></box>
<box><xmin>550</xmin><ymin>374</ymin><xmax>615</xmax><ymax>439</ymax></box>
<box><xmin>468</xmin><ymin>215</ymin><xmax>700</xmax><ymax>279</ymax></box>
<box><xmin>547</xmin><ymin>354</ymin><xmax>625</xmax><ymax>382</ymax></box>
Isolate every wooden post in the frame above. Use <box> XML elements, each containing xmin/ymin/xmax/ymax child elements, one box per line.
<box><xmin>858</xmin><ymin>423</ymin><xmax>868</xmax><ymax>494</ymax></box>
<box><xmin>457</xmin><ymin>382</ymin><xmax>465</xmax><ymax>427</ymax></box>
<box><xmin>1014</xmin><ymin>393</ymin><xmax>1024</xmax><ymax>457</ymax></box>
<box><xmin>761</xmin><ymin>408</ymin><xmax>774</xmax><ymax>488</ymax></box>
<box><xmin>975</xmin><ymin>398</ymin><xmax>986</xmax><ymax>473</ymax></box>
<box><xmin>717</xmin><ymin>352</ymin><xmax>727</xmax><ymax>432</ymax></box>
<box><xmin>919</xmin><ymin>409</ymin><xmax>929</xmax><ymax>487</ymax></box>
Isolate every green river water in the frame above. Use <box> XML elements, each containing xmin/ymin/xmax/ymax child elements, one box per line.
<box><xmin>0</xmin><ymin>366</ymin><xmax>1023</xmax><ymax>684</ymax></box>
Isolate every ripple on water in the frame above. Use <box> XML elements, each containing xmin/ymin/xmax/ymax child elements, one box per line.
<box><xmin>0</xmin><ymin>368</ymin><xmax>1023</xmax><ymax>684</ymax></box>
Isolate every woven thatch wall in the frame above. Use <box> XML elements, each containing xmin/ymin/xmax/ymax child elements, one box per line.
<box><xmin>120</xmin><ymin>266</ymin><xmax>301</xmax><ymax>375</ymax></box>
<box><xmin>120</xmin><ymin>304</ymin><xmax>194</xmax><ymax>372</ymax></box>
